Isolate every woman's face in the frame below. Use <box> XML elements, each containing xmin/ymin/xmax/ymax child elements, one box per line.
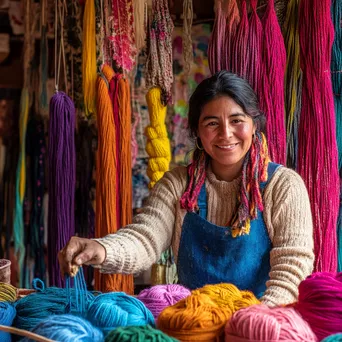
<box><xmin>197</xmin><ymin>96</ymin><xmax>255</xmax><ymax>179</ymax></box>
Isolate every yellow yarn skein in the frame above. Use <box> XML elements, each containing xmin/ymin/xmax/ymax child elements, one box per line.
<box><xmin>194</xmin><ymin>283</ymin><xmax>260</xmax><ymax>311</ymax></box>
<box><xmin>145</xmin><ymin>87</ymin><xmax>171</xmax><ymax>188</ymax></box>
<box><xmin>0</xmin><ymin>283</ymin><xmax>17</xmax><ymax>302</ymax></box>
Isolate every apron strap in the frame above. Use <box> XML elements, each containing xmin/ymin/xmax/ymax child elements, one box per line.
<box><xmin>260</xmin><ymin>162</ymin><xmax>282</xmax><ymax>190</ymax></box>
<box><xmin>197</xmin><ymin>182</ymin><xmax>207</xmax><ymax>219</ymax></box>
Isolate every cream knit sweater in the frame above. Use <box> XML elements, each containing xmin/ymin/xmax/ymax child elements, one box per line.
<box><xmin>95</xmin><ymin>165</ymin><xmax>314</xmax><ymax>306</ymax></box>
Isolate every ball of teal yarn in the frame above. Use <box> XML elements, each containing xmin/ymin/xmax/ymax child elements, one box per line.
<box><xmin>22</xmin><ymin>314</ymin><xmax>103</xmax><ymax>342</ymax></box>
<box><xmin>14</xmin><ymin>281</ymin><xmax>95</xmax><ymax>331</ymax></box>
<box><xmin>322</xmin><ymin>334</ymin><xmax>342</xmax><ymax>342</ymax></box>
<box><xmin>86</xmin><ymin>292</ymin><xmax>155</xmax><ymax>335</ymax></box>
<box><xmin>0</xmin><ymin>302</ymin><xmax>16</xmax><ymax>342</ymax></box>
<box><xmin>105</xmin><ymin>325</ymin><xmax>179</xmax><ymax>342</ymax></box>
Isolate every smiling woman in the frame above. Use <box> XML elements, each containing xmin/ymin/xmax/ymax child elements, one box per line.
<box><xmin>58</xmin><ymin>71</ymin><xmax>314</xmax><ymax>307</ymax></box>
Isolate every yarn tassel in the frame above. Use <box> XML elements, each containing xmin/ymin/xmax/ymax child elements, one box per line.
<box><xmin>283</xmin><ymin>0</ymin><xmax>302</xmax><ymax>169</ymax></box>
<box><xmin>13</xmin><ymin>88</ymin><xmax>29</xmax><ymax>287</ymax></box>
<box><xmin>331</xmin><ymin>0</ymin><xmax>342</xmax><ymax>270</ymax></box>
<box><xmin>298</xmin><ymin>0</ymin><xmax>339</xmax><ymax>272</ymax></box>
<box><xmin>208</xmin><ymin>0</ymin><xmax>226</xmax><ymax>74</ymax></box>
<box><xmin>261</xmin><ymin>0</ymin><xmax>287</xmax><ymax>165</ymax></box>
<box><xmin>48</xmin><ymin>92</ymin><xmax>76</xmax><ymax>287</ymax></box>
<box><xmin>95</xmin><ymin>65</ymin><xmax>133</xmax><ymax>294</ymax></box>
<box><xmin>145</xmin><ymin>87</ymin><xmax>171</xmax><ymax>188</ymax></box>
<box><xmin>82</xmin><ymin>0</ymin><xmax>97</xmax><ymax>118</ymax></box>
<box><xmin>222</xmin><ymin>0</ymin><xmax>240</xmax><ymax>71</ymax></box>
<box><xmin>231</xmin><ymin>0</ymin><xmax>249</xmax><ymax>77</ymax></box>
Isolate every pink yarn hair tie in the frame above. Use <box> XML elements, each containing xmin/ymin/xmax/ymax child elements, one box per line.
<box><xmin>137</xmin><ymin>284</ymin><xmax>191</xmax><ymax>319</ymax></box>
<box><xmin>295</xmin><ymin>272</ymin><xmax>342</xmax><ymax>341</ymax></box>
<box><xmin>225</xmin><ymin>304</ymin><xmax>317</xmax><ymax>342</ymax></box>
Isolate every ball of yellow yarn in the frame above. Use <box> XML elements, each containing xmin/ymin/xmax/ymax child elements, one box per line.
<box><xmin>157</xmin><ymin>292</ymin><xmax>231</xmax><ymax>341</ymax></box>
<box><xmin>0</xmin><ymin>283</ymin><xmax>17</xmax><ymax>302</ymax></box>
<box><xmin>194</xmin><ymin>283</ymin><xmax>260</xmax><ymax>311</ymax></box>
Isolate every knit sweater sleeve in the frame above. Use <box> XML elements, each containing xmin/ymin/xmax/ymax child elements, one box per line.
<box><xmin>261</xmin><ymin>167</ymin><xmax>315</xmax><ymax>306</ymax></box>
<box><xmin>92</xmin><ymin>167</ymin><xmax>187</xmax><ymax>274</ymax></box>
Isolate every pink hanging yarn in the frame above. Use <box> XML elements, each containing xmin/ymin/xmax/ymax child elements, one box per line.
<box><xmin>298</xmin><ymin>0</ymin><xmax>339</xmax><ymax>272</ymax></box>
<box><xmin>295</xmin><ymin>272</ymin><xmax>342</xmax><ymax>341</ymax></box>
<box><xmin>225</xmin><ymin>304</ymin><xmax>317</xmax><ymax>342</ymax></box>
<box><xmin>137</xmin><ymin>284</ymin><xmax>191</xmax><ymax>319</ymax></box>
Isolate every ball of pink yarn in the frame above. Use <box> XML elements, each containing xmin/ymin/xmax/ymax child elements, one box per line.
<box><xmin>225</xmin><ymin>304</ymin><xmax>317</xmax><ymax>342</ymax></box>
<box><xmin>295</xmin><ymin>272</ymin><xmax>342</xmax><ymax>341</ymax></box>
<box><xmin>137</xmin><ymin>284</ymin><xmax>191</xmax><ymax>319</ymax></box>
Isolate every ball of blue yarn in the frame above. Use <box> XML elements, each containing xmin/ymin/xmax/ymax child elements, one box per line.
<box><xmin>22</xmin><ymin>314</ymin><xmax>103</xmax><ymax>342</ymax></box>
<box><xmin>322</xmin><ymin>334</ymin><xmax>342</xmax><ymax>342</ymax></box>
<box><xmin>0</xmin><ymin>302</ymin><xmax>16</xmax><ymax>342</ymax></box>
<box><xmin>14</xmin><ymin>280</ymin><xmax>95</xmax><ymax>331</ymax></box>
<box><xmin>86</xmin><ymin>292</ymin><xmax>155</xmax><ymax>335</ymax></box>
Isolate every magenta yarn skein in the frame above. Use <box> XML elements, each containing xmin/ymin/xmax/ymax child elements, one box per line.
<box><xmin>295</xmin><ymin>272</ymin><xmax>342</xmax><ymax>341</ymax></box>
<box><xmin>225</xmin><ymin>304</ymin><xmax>317</xmax><ymax>341</ymax></box>
<box><xmin>137</xmin><ymin>284</ymin><xmax>191</xmax><ymax>319</ymax></box>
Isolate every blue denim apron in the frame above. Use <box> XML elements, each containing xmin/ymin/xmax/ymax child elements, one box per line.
<box><xmin>177</xmin><ymin>162</ymin><xmax>281</xmax><ymax>296</ymax></box>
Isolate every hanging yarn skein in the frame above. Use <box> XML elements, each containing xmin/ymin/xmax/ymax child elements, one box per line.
<box><xmin>133</xmin><ymin>0</ymin><xmax>147</xmax><ymax>52</ymax></box>
<box><xmin>48</xmin><ymin>92</ymin><xmax>76</xmax><ymax>287</ymax></box>
<box><xmin>137</xmin><ymin>284</ymin><xmax>191</xmax><ymax>319</ymax></box>
<box><xmin>86</xmin><ymin>292</ymin><xmax>155</xmax><ymax>336</ymax></box>
<box><xmin>0</xmin><ymin>302</ymin><xmax>16</xmax><ymax>342</ymax></box>
<box><xmin>261</xmin><ymin>0</ymin><xmax>287</xmax><ymax>165</ymax></box>
<box><xmin>225</xmin><ymin>304</ymin><xmax>317</xmax><ymax>342</ymax></box>
<box><xmin>182</xmin><ymin>0</ymin><xmax>193</xmax><ymax>78</ymax></box>
<box><xmin>283</xmin><ymin>0</ymin><xmax>302</xmax><ymax>169</ymax></box>
<box><xmin>298</xmin><ymin>0</ymin><xmax>339</xmax><ymax>272</ymax></box>
<box><xmin>145</xmin><ymin>87</ymin><xmax>171</xmax><ymax>188</ymax></box>
<box><xmin>208</xmin><ymin>0</ymin><xmax>226</xmax><ymax>74</ymax></box>
<box><xmin>95</xmin><ymin>65</ymin><xmax>133</xmax><ymax>294</ymax></box>
<box><xmin>22</xmin><ymin>314</ymin><xmax>103</xmax><ymax>342</ymax></box>
<box><xmin>231</xmin><ymin>1</ymin><xmax>249</xmax><ymax>78</ymax></box>
<box><xmin>157</xmin><ymin>292</ymin><xmax>231</xmax><ymax>341</ymax></box>
<box><xmin>105</xmin><ymin>325</ymin><xmax>179</xmax><ymax>342</ymax></box>
<box><xmin>222</xmin><ymin>0</ymin><xmax>240</xmax><ymax>71</ymax></box>
<box><xmin>295</xmin><ymin>272</ymin><xmax>342</xmax><ymax>340</ymax></box>
<box><xmin>82</xmin><ymin>0</ymin><xmax>97</xmax><ymax>118</ymax></box>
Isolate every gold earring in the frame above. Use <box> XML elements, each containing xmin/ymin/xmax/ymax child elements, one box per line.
<box><xmin>196</xmin><ymin>137</ymin><xmax>204</xmax><ymax>150</ymax></box>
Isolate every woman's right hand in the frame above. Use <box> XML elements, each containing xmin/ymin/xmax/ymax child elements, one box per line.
<box><xmin>58</xmin><ymin>236</ymin><xmax>106</xmax><ymax>276</ymax></box>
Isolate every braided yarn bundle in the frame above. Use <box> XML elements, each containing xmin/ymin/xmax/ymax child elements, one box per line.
<box><xmin>145</xmin><ymin>87</ymin><xmax>171</xmax><ymax>188</ymax></box>
<box><xmin>157</xmin><ymin>292</ymin><xmax>231</xmax><ymax>341</ymax></box>
<box><xmin>105</xmin><ymin>325</ymin><xmax>178</xmax><ymax>342</ymax></box>
<box><xmin>322</xmin><ymin>335</ymin><xmax>342</xmax><ymax>342</ymax></box>
<box><xmin>0</xmin><ymin>302</ymin><xmax>16</xmax><ymax>342</ymax></box>
<box><xmin>194</xmin><ymin>283</ymin><xmax>260</xmax><ymax>308</ymax></box>
<box><xmin>22</xmin><ymin>314</ymin><xmax>103</xmax><ymax>342</ymax></box>
<box><xmin>298</xmin><ymin>0</ymin><xmax>339</xmax><ymax>272</ymax></box>
<box><xmin>0</xmin><ymin>282</ymin><xmax>17</xmax><ymax>302</ymax></box>
<box><xmin>295</xmin><ymin>272</ymin><xmax>342</xmax><ymax>340</ymax></box>
<box><xmin>86</xmin><ymin>292</ymin><xmax>155</xmax><ymax>336</ymax></box>
<box><xmin>225</xmin><ymin>304</ymin><xmax>317</xmax><ymax>342</ymax></box>
<box><xmin>48</xmin><ymin>92</ymin><xmax>76</xmax><ymax>287</ymax></box>
<box><xmin>137</xmin><ymin>284</ymin><xmax>191</xmax><ymax>319</ymax></box>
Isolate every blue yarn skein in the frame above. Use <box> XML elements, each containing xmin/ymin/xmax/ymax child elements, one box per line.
<box><xmin>0</xmin><ymin>302</ymin><xmax>16</xmax><ymax>342</ymax></box>
<box><xmin>322</xmin><ymin>334</ymin><xmax>342</xmax><ymax>342</ymax></box>
<box><xmin>14</xmin><ymin>273</ymin><xmax>95</xmax><ymax>331</ymax></box>
<box><xmin>22</xmin><ymin>314</ymin><xmax>104</xmax><ymax>342</ymax></box>
<box><xmin>86</xmin><ymin>292</ymin><xmax>155</xmax><ymax>335</ymax></box>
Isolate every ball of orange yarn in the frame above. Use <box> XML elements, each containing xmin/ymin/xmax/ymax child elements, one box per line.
<box><xmin>225</xmin><ymin>304</ymin><xmax>317</xmax><ymax>342</ymax></box>
<box><xmin>194</xmin><ymin>283</ymin><xmax>260</xmax><ymax>310</ymax></box>
<box><xmin>157</xmin><ymin>292</ymin><xmax>231</xmax><ymax>341</ymax></box>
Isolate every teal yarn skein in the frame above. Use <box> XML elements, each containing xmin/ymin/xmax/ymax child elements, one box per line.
<box><xmin>0</xmin><ymin>302</ymin><xmax>16</xmax><ymax>342</ymax></box>
<box><xmin>322</xmin><ymin>334</ymin><xmax>342</xmax><ymax>342</ymax></box>
<box><xmin>22</xmin><ymin>314</ymin><xmax>103</xmax><ymax>342</ymax></box>
<box><xmin>14</xmin><ymin>276</ymin><xmax>95</xmax><ymax>331</ymax></box>
<box><xmin>105</xmin><ymin>325</ymin><xmax>179</xmax><ymax>342</ymax></box>
<box><xmin>86</xmin><ymin>292</ymin><xmax>155</xmax><ymax>335</ymax></box>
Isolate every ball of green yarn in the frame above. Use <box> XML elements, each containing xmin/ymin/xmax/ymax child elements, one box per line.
<box><xmin>105</xmin><ymin>325</ymin><xmax>179</xmax><ymax>342</ymax></box>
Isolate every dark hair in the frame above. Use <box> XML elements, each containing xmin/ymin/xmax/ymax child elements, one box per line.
<box><xmin>188</xmin><ymin>71</ymin><xmax>266</xmax><ymax>139</ymax></box>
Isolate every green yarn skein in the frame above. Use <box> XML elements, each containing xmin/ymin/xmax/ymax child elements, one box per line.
<box><xmin>105</xmin><ymin>325</ymin><xmax>179</xmax><ymax>342</ymax></box>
